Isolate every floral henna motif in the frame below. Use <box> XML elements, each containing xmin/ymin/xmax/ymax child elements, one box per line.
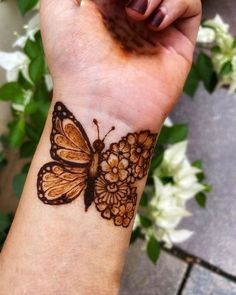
<box><xmin>37</xmin><ymin>102</ymin><xmax>157</xmax><ymax>228</ymax></box>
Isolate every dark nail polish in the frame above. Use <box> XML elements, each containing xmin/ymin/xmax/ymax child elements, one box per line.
<box><xmin>126</xmin><ymin>0</ymin><xmax>148</xmax><ymax>15</ymax></box>
<box><xmin>148</xmin><ymin>9</ymin><xmax>165</xmax><ymax>28</ymax></box>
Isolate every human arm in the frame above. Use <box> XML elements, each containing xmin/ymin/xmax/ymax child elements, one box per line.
<box><xmin>0</xmin><ymin>0</ymin><xmax>201</xmax><ymax>294</ymax></box>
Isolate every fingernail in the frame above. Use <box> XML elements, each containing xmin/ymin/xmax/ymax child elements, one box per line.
<box><xmin>148</xmin><ymin>8</ymin><xmax>165</xmax><ymax>28</ymax></box>
<box><xmin>126</xmin><ymin>0</ymin><xmax>148</xmax><ymax>15</ymax></box>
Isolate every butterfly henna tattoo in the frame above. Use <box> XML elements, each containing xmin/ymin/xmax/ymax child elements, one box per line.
<box><xmin>37</xmin><ymin>102</ymin><xmax>157</xmax><ymax>228</ymax></box>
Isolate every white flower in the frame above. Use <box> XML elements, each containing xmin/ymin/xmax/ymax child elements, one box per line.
<box><xmin>164</xmin><ymin>117</ymin><xmax>173</xmax><ymax>127</ymax></box>
<box><xmin>13</xmin><ymin>14</ymin><xmax>40</xmax><ymax>48</ymax></box>
<box><xmin>204</xmin><ymin>15</ymin><xmax>229</xmax><ymax>34</ymax></box>
<box><xmin>0</xmin><ymin>51</ymin><xmax>30</xmax><ymax>82</ymax></box>
<box><xmin>197</xmin><ymin>26</ymin><xmax>216</xmax><ymax>44</ymax></box>
<box><xmin>148</xmin><ymin>176</ymin><xmax>195</xmax><ymax>248</ymax></box>
<box><xmin>160</xmin><ymin>229</ymin><xmax>193</xmax><ymax>248</ymax></box>
<box><xmin>136</xmin><ymin>141</ymin><xmax>205</xmax><ymax>248</ymax></box>
<box><xmin>45</xmin><ymin>74</ymin><xmax>53</xmax><ymax>91</ymax></box>
<box><xmin>155</xmin><ymin>141</ymin><xmax>205</xmax><ymax>199</ymax></box>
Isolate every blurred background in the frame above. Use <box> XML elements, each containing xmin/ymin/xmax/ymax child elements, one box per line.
<box><xmin>0</xmin><ymin>0</ymin><xmax>236</xmax><ymax>294</ymax></box>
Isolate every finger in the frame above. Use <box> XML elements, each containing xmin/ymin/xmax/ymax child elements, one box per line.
<box><xmin>126</xmin><ymin>0</ymin><xmax>162</xmax><ymax>21</ymax></box>
<box><xmin>147</xmin><ymin>0</ymin><xmax>202</xmax><ymax>44</ymax></box>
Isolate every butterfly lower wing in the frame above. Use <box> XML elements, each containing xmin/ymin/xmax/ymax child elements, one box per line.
<box><xmin>37</xmin><ymin>162</ymin><xmax>87</xmax><ymax>205</ymax></box>
<box><xmin>50</xmin><ymin>102</ymin><xmax>93</xmax><ymax>166</ymax></box>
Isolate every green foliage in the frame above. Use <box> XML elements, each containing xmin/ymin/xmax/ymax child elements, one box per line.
<box><xmin>130</xmin><ymin>227</ymin><xmax>141</xmax><ymax>244</ymax></box>
<box><xmin>13</xmin><ymin>172</ymin><xmax>27</xmax><ymax>198</ymax></box>
<box><xmin>0</xmin><ymin>212</ymin><xmax>12</xmax><ymax>247</ymax></box>
<box><xmin>140</xmin><ymin>215</ymin><xmax>153</xmax><ymax>228</ymax></box>
<box><xmin>29</xmin><ymin>54</ymin><xmax>45</xmax><ymax>83</ymax></box>
<box><xmin>8</xmin><ymin>118</ymin><xmax>26</xmax><ymax>148</ymax></box>
<box><xmin>0</xmin><ymin>82</ymin><xmax>25</xmax><ymax>103</ymax></box>
<box><xmin>158</xmin><ymin>124</ymin><xmax>188</xmax><ymax>145</ymax></box>
<box><xmin>18</xmin><ymin>0</ymin><xmax>39</xmax><ymax>15</ymax></box>
<box><xmin>184</xmin><ymin>52</ymin><xmax>218</xmax><ymax>97</ymax></box>
<box><xmin>220</xmin><ymin>61</ymin><xmax>233</xmax><ymax>76</ymax></box>
<box><xmin>146</xmin><ymin>235</ymin><xmax>161</xmax><ymax>264</ymax></box>
<box><xmin>195</xmin><ymin>192</ymin><xmax>207</xmax><ymax>208</ymax></box>
<box><xmin>184</xmin><ymin>64</ymin><xmax>200</xmax><ymax>97</ymax></box>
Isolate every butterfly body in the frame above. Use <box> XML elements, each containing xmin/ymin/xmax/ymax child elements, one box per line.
<box><xmin>37</xmin><ymin>102</ymin><xmax>157</xmax><ymax>227</ymax></box>
<box><xmin>85</xmin><ymin>141</ymin><xmax>105</xmax><ymax>210</ymax></box>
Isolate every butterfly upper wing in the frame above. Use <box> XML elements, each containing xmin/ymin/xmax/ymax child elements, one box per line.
<box><xmin>37</xmin><ymin>162</ymin><xmax>87</xmax><ymax>205</ymax></box>
<box><xmin>50</xmin><ymin>102</ymin><xmax>93</xmax><ymax>166</ymax></box>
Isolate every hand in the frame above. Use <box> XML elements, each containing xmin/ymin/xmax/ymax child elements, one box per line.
<box><xmin>40</xmin><ymin>0</ymin><xmax>201</xmax><ymax>129</ymax></box>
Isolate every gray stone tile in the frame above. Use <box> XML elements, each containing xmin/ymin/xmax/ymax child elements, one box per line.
<box><xmin>183</xmin><ymin>265</ymin><xmax>236</xmax><ymax>295</ymax></box>
<box><xmin>171</xmin><ymin>87</ymin><xmax>236</xmax><ymax>275</ymax></box>
<box><xmin>120</xmin><ymin>241</ymin><xmax>187</xmax><ymax>295</ymax></box>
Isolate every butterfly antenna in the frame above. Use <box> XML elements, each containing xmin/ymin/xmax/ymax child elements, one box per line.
<box><xmin>103</xmin><ymin>126</ymin><xmax>115</xmax><ymax>142</ymax></box>
<box><xmin>93</xmin><ymin>119</ymin><xmax>101</xmax><ymax>140</ymax></box>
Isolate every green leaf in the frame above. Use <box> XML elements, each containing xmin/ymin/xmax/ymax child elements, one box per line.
<box><xmin>147</xmin><ymin>235</ymin><xmax>161</xmax><ymax>264</ymax></box>
<box><xmin>195</xmin><ymin>192</ymin><xmax>207</xmax><ymax>208</ymax></box>
<box><xmin>196</xmin><ymin>52</ymin><xmax>218</xmax><ymax>93</ymax></box>
<box><xmin>158</xmin><ymin>124</ymin><xmax>188</xmax><ymax>145</ymax></box>
<box><xmin>29</xmin><ymin>54</ymin><xmax>45</xmax><ymax>83</ymax></box>
<box><xmin>0</xmin><ymin>152</ymin><xmax>7</xmax><ymax>169</ymax></box>
<box><xmin>140</xmin><ymin>215</ymin><xmax>153</xmax><ymax>228</ymax></box>
<box><xmin>161</xmin><ymin>176</ymin><xmax>174</xmax><ymax>185</ymax></box>
<box><xmin>233</xmin><ymin>38</ymin><xmax>236</xmax><ymax>48</ymax></box>
<box><xmin>0</xmin><ymin>213</ymin><xmax>10</xmax><ymax>232</ymax></box>
<box><xmin>204</xmin><ymin>184</ymin><xmax>213</xmax><ymax>193</ymax></box>
<box><xmin>211</xmin><ymin>46</ymin><xmax>221</xmax><ymax>54</ymax></box>
<box><xmin>17</xmin><ymin>72</ymin><xmax>32</xmax><ymax>90</ymax></box>
<box><xmin>20</xmin><ymin>141</ymin><xmax>37</xmax><ymax>158</ymax></box>
<box><xmin>0</xmin><ymin>82</ymin><xmax>25</xmax><ymax>103</ymax></box>
<box><xmin>9</xmin><ymin>119</ymin><xmax>26</xmax><ymax>148</ymax></box>
<box><xmin>192</xmin><ymin>160</ymin><xmax>203</xmax><ymax>169</ymax></box>
<box><xmin>13</xmin><ymin>173</ymin><xmax>27</xmax><ymax>198</ymax></box>
<box><xmin>130</xmin><ymin>227</ymin><xmax>141</xmax><ymax>244</ymax></box>
<box><xmin>184</xmin><ymin>64</ymin><xmax>199</xmax><ymax>97</ymax></box>
<box><xmin>220</xmin><ymin>61</ymin><xmax>233</xmax><ymax>76</ymax></box>
<box><xmin>196</xmin><ymin>172</ymin><xmax>205</xmax><ymax>182</ymax></box>
<box><xmin>24</xmin><ymin>39</ymin><xmax>41</xmax><ymax>60</ymax></box>
<box><xmin>149</xmin><ymin>146</ymin><xmax>164</xmax><ymax>175</ymax></box>
<box><xmin>21</xmin><ymin>162</ymin><xmax>31</xmax><ymax>174</ymax></box>
<box><xmin>0</xmin><ymin>230</ymin><xmax>7</xmax><ymax>246</ymax></box>
<box><xmin>140</xmin><ymin>192</ymin><xmax>149</xmax><ymax>207</ymax></box>
<box><xmin>25</xmin><ymin>123</ymin><xmax>40</xmax><ymax>141</ymax></box>
<box><xmin>18</xmin><ymin>0</ymin><xmax>39</xmax><ymax>15</ymax></box>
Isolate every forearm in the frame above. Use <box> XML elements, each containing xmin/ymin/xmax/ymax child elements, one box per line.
<box><xmin>0</xmin><ymin>94</ymin><xmax>161</xmax><ymax>295</ymax></box>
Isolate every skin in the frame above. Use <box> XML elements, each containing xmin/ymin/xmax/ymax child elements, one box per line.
<box><xmin>0</xmin><ymin>0</ymin><xmax>201</xmax><ymax>294</ymax></box>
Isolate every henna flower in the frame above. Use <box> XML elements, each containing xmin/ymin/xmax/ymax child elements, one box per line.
<box><xmin>95</xmin><ymin>202</ymin><xmax>120</xmax><ymax>220</ymax></box>
<box><xmin>114</xmin><ymin>202</ymin><xmax>135</xmax><ymax>227</ymax></box>
<box><xmin>100</xmin><ymin>153</ymin><xmax>129</xmax><ymax>182</ymax></box>
<box><xmin>95</xmin><ymin>175</ymin><xmax>130</xmax><ymax>207</ymax></box>
<box><xmin>127</xmin><ymin>131</ymin><xmax>156</xmax><ymax>179</ymax></box>
<box><xmin>110</xmin><ymin>140</ymin><xmax>131</xmax><ymax>159</ymax></box>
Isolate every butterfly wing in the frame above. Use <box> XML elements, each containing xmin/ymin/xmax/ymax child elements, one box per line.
<box><xmin>37</xmin><ymin>162</ymin><xmax>87</xmax><ymax>205</ymax></box>
<box><xmin>37</xmin><ymin>102</ymin><xmax>94</xmax><ymax>205</ymax></box>
<box><xmin>50</xmin><ymin>102</ymin><xmax>93</xmax><ymax>166</ymax></box>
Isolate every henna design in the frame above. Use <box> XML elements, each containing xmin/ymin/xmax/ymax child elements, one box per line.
<box><xmin>37</xmin><ymin>102</ymin><xmax>157</xmax><ymax>228</ymax></box>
